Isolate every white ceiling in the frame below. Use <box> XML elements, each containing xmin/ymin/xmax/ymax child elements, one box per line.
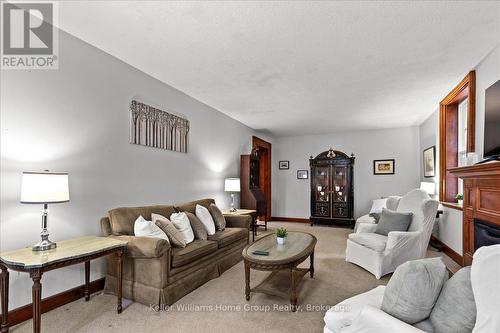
<box><xmin>57</xmin><ymin>1</ymin><xmax>500</xmax><ymax>137</ymax></box>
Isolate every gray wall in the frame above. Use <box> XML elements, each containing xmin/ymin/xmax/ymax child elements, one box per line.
<box><xmin>272</xmin><ymin>127</ymin><xmax>421</xmax><ymax>219</ymax></box>
<box><xmin>0</xmin><ymin>29</ymin><xmax>265</xmax><ymax>308</ymax></box>
<box><xmin>418</xmin><ymin>43</ymin><xmax>500</xmax><ymax>254</ymax></box>
<box><xmin>419</xmin><ymin>110</ymin><xmax>439</xmax><ymax>182</ymax></box>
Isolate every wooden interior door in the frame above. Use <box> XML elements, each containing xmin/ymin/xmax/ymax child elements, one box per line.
<box><xmin>252</xmin><ymin>136</ymin><xmax>271</xmax><ymax>220</ymax></box>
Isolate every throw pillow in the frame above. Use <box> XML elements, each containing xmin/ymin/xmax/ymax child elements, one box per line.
<box><xmin>133</xmin><ymin>216</ymin><xmax>169</xmax><ymax>242</ymax></box>
<box><xmin>369</xmin><ymin>212</ymin><xmax>381</xmax><ymax>223</ymax></box>
<box><xmin>208</xmin><ymin>203</ymin><xmax>226</xmax><ymax>231</ymax></box>
<box><xmin>369</xmin><ymin>198</ymin><xmax>387</xmax><ymax>214</ymax></box>
<box><xmin>381</xmin><ymin>257</ymin><xmax>448</xmax><ymax>324</ymax></box>
<box><xmin>430</xmin><ymin>266</ymin><xmax>476</xmax><ymax>333</ymax></box>
<box><xmin>170</xmin><ymin>212</ymin><xmax>195</xmax><ymax>244</ymax></box>
<box><xmin>195</xmin><ymin>204</ymin><xmax>216</xmax><ymax>235</ymax></box>
<box><xmin>151</xmin><ymin>213</ymin><xmax>185</xmax><ymax>248</ymax></box>
<box><xmin>374</xmin><ymin>208</ymin><xmax>413</xmax><ymax>236</ymax></box>
<box><xmin>185</xmin><ymin>212</ymin><xmax>208</xmax><ymax>240</ymax></box>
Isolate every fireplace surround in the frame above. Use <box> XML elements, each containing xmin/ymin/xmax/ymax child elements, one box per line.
<box><xmin>450</xmin><ymin>161</ymin><xmax>500</xmax><ymax>266</ymax></box>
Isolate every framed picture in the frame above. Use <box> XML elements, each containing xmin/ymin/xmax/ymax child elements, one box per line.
<box><xmin>279</xmin><ymin>161</ymin><xmax>289</xmax><ymax>170</ymax></box>
<box><xmin>297</xmin><ymin>170</ymin><xmax>308</xmax><ymax>179</ymax></box>
<box><xmin>423</xmin><ymin>146</ymin><xmax>436</xmax><ymax>178</ymax></box>
<box><xmin>373</xmin><ymin>159</ymin><xmax>395</xmax><ymax>175</ymax></box>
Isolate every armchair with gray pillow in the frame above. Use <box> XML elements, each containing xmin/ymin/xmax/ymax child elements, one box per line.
<box><xmin>346</xmin><ymin>189</ymin><xmax>439</xmax><ymax>279</ymax></box>
<box><xmin>325</xmin><ymin>244</ymin><xmax>500</xmax><ymax>333</ymax></box>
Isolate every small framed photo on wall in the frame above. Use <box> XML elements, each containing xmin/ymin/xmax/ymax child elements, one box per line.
<box><xmin>279</xmin><ymin>161</ymin><xmax>289</xmax><ymax>170</ymax></box>
<box><xmin>297</xmin><ymin>170</ymin><xmax>308</xmax><ymax>179</ymax></box>
<box><xmin>423</xmin><ymin>146</ymin><xmax>436</xmax><ymax>178</ymax></box>
<box><xmin>373</xmin><ymin>159</ymin><xmax>395</xmax><ymax>175</ymax></box>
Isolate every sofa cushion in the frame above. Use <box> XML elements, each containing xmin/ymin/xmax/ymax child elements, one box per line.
<box><xmin>381</xmin><ymin>257</ymin><xmax>448</xmax><ymax>324</ymax></box>
<box><xmin>174</xmin><ymin>198</ymin><xmax>215</xmax><ymax>215</ymax></box>
<box><xmin>108</xmin><ymin>205</ymin><xmax>176</xmax><ymax>235</ymax></box>
<box><xmin>430</xmin><ymin>266</ymin><xmax>476</xmax><ymax>333</ymax></box>
<box><xmin>375</xmin><ymin>208</ymin><xmax>413</xmax><ymax>236</ymax></box>
<box><xmin>208</xmin><ymin>228</ymin><xmax>247</xmax><ymax>249</ymax></box>
<box><xmin>171</xmin><ymin>240</ymin><xmax>218</xmax><ymax>268</ymax></box>
<box><xmin>208</xmin><ymin>203</ymin><xmax>226</xmax><ymax>231</ymax></box>
<box><xmin>348</xmin><ymin>233</ymin><xmax>388</xmax><ymax>252</ymax></box>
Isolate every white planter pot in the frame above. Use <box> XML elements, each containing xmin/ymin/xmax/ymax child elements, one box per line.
<box><xmin>458</xmin><ymin>199</ymin><xmax>463</xmax><ymax>206</ymax></box>
<box><xmin>277</xmin><ymin>237</ymin><xmax>286</xmax><ymax>245</ymax></box>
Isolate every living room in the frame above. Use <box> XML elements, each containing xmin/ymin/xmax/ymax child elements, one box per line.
<box><xmin>1</xmin><ymin>1</ymin><xmax>499</xmax><ymax>333</ymax></box>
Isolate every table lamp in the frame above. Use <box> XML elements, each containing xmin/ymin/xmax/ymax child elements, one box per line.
<box><xmin>21</xmin><ymin>171</ymin><xmax>70</xmax><ymax>251</ymax></box>
<box><xmin>224</xmin><ymin>178</ymin><xmax>240</xmax><ymax>212</ymax></box>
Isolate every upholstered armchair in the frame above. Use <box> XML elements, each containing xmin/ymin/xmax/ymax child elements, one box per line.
<box><xmin>325</xmin><ymin>244</ymin><xmax>500</xmax><ymax>333</ymax></box>
<box><xmin>345</xmin><ymin>189</ymin><xmax>439</xmax><ymax>279</ymax></box>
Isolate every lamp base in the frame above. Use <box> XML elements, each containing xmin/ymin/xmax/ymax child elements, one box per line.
<box><xmin>32</xmin><ymin>238</ymin><xmax>57</xmax><ymax>252</ymax></box>
<box><xmin>229</xmin><ymin>207</ymin><xmax>237</xmax><ymax>212</ymax></box>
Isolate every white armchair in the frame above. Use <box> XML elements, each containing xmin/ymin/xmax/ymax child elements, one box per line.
<box><xmin>345</xmin><ymin>189</ymin><xmax>439</xmax><ymax>279</ymax></box>
<box><xmin>325</xmin><ymin>244</ymin><xmax>500</xmax><ymax>333</ymax></box>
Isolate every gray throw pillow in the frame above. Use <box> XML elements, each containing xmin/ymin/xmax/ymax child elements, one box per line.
<box><xmin>369</xmin><ymin>212</ymin><xmax>381</xmax><ymax>223</ymax></box>
<box><xmin>413</xmin><ymin>319</ymin><xmax>435</xmax><ymax>333</ymax></box>
<box><xmin>430</xmin><ymin>266</ymin><xmax>476</xmax><ymax>333</ymax></box>
<box><xmin>381</xmin><ymin>257</ymin><xmax>448</xmax><ymax>324</ymax></box>
<box><xmin>208</xmin><ymin>203</ymin><xmax>226</xmax><ymax>231</ymax></box>
<box><xmin>375</xmin><ymin>208</ymin><xmax>413</xmax><ymax>236</ymax></box>
<box><xmin>152</xmin><ymin>213</ymin><xmax>186</xmax><ymax>248</ymax></box>
<box><xmin>185</xmin><ymin>212</ymin><xmax>208</xmax><ymax>240</ymax></box>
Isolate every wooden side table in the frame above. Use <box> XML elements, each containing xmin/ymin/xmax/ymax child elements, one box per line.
<box><xmin>223</xmin><ymin>209</ymin><xmax>258</xmax><ymax>241</ymax></box>
<box><xmin>0</xmin><ymin>236</ymin><xmax>127</xmax><ymax>333</ymax></box>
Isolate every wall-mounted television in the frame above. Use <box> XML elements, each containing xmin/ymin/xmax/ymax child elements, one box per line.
<box><xmin>484</xmin><ymin>79</ymin><xmax>500</xmax><ymax>159</ymax></box>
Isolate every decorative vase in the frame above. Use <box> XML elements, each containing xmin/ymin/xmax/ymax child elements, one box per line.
<box><xmin>277</xmin><ymin>236</ymin><xmax>286</xmax><ymax>245</ymax></box>
<box><xmin>458</xmin><ymin>199</ymin><xmax>463</xmax><ymax>206</ymax></box>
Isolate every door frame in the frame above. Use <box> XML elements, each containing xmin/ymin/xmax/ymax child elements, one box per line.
<box><xmin>252</xmin><ymin>136</ymin><xmax>272</xmax><ymax>220</ymax></box>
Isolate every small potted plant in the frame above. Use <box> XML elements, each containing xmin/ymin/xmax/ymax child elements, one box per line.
<box><xmin>276</xmin><ymin>227</ymin><xmax>288</xmax><ymax>245</ymax></box>
<box><xmin>455</xmin><ymin>193</ymin><xmax>463</xmax><ymax>205</ymax></box>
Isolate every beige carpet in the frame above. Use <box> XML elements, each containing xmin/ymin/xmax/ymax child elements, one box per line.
<box><xmin>12</xmin><ymin>222</ymin><xmax>449</xmax><ymax>333</ymax></box>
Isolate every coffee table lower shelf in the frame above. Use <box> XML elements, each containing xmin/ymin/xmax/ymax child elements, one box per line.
<box><xmin>244</xmin><ymin>254</ymin><xmax>314</xmax><ymax>312</ymax></box>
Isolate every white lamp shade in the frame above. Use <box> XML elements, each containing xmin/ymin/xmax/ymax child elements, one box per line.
<box><xmin>21</xmin><ymin>171</ymin><xmax>70</xmax><ymax>203</ymax></box>
<box><xmin>224</xmin><ymin>178</ymin><xmax>240</xmax><ymax>192</ymax></box>
<box><xmin>420</xmin><ymin>182</ymin><xmax>435</xmax><ymax>195</ymax></box>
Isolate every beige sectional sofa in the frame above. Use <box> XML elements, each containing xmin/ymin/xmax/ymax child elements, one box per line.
<box><xmin>99</xmin><ymin>198</ymin><xmax>251</xmax><ymax>306</ymax></box>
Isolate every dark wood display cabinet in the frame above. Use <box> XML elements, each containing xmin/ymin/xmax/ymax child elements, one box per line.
<box><xmin>310</xmin><ymin>148</ymin><xmax>355</xmax><ymax>227</ymax></box>
<box><xmin>241</xmin><ymin>148</ymin><xmax>268</xmax><ymax>232</ymax></box>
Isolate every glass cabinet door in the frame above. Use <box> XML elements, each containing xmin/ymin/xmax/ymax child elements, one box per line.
<box><xmin>314</xmin><ymin>166</ymin><xmax>330</xmax><ymax>202</ymax></box>
<box><xmin>313</xmin><ymin>166</ymin><xmax>330</xmax><ymax>217</ymax></box>
<box><xmin>332</xmin><ymin>166</ymin><xmax>349</xmax><ymax>218</ymax></box>
<box><xmin>333</xmin><ymin>167</ymin><xmax>347</xmax><ymax>202</ymax></box>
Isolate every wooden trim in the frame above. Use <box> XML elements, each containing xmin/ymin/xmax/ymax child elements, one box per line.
<box><xmin>270</xmin><ymin>216</ymin><xmax>310</xmax><ymax>223</ymax></box>
<box><xmin>430</xmin><ymin>236</ymin><xmax>463</xmax><ymax>266</ymax></box>
<box><xmin>0</xmin><ymin>278</ymin><xmax>105</xmax><ymax>327</ymax></box>
<box><xmin>439</xmin><ymin>71</ymin><xmax>476</xmax><ymax>202</ymax></box>
<box><xmin>252</xmin><ymin>136</ymin><xmax>272</xmax><ymax>220</ymax></box>
<box><xmin>441</xmin><ymin>202</ymin><xmax>463</xmax><ymax>211</ymax></box>
<box><xmin>449</xmin><ymin>161</ymin><xmax>500</xmax><ymax>178</ymax></box>
<box><xmin>467</xmin><ymin>71</ymin><xmax>476</xmax><ymax>153</ymax></box>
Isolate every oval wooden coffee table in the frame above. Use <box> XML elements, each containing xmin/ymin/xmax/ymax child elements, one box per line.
<box><xmin>242</xmin><ymin>231</ymin><xmax>317</xmax><ymax>312</ymax></box>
